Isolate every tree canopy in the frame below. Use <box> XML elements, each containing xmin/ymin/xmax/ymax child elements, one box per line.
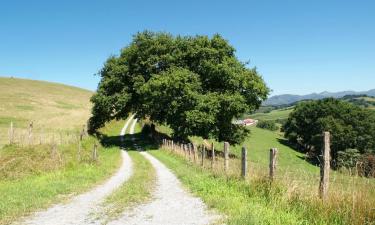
<box><xmin>283</xmin><ymin>98</ymin><xmax>375</xmax><ymax>164</ymax></box>
<box><xmin>89</xmin><ymin>31</ymin><xmax>269</xmax><ymax>144</ymax></box>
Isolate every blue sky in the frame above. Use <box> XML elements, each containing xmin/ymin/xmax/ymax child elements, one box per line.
<box><xmin>0</xmin><ymin>0</ymin><xmax>374</xmax><ymax>96</ymax></box>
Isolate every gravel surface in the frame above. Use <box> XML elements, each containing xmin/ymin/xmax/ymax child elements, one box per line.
<box><xmin>16</xmin><ymin>116</ymin><xmax>220</xmax><ymax>225</ymax></box>
<box><xmin>107</xmin><ymin>151</ymin><xmax>220</xmax><ymax>225</ymax></box>
<box><xmin>16</xmin><ymin>117</ymin><xmax>135</xmax><ymax>225</ymax></box>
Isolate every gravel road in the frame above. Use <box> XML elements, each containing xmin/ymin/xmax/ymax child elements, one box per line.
<box><xmin>16</xmin><ymin>115</ymin><xmax>219</xmax><ymax>225</ymax></box>
<box><xmin>107</xmin><ymin>123</ymin><xmax>220</xmax><ymax>225</ymax></box>
<box><xmin>16</xmin><ymin>117</ymin><xmax>135</xmax><ymax>225</ymax></box>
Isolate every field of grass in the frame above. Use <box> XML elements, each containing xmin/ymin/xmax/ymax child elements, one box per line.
<box><xmin>360</xmin><ymin>97</ymin><xmax>375</xmax><ymax>110</ymax></box>
<box><xmin>361</xmin><ymin>97</ymin><xmax>375</xmax><ymax>102</ymax></box>
<box><xmin>0</xmin><ymin>77</ymin><xmax>93</xmax><ymax>148</ymax></box>
<box><xmin>248</xmin><ymin>108</ymin><xmax>293</xmax><ymax>121</ymax></box>
<box><xmin>0</xmin><ymin>120</ymin><xmax>124</xmax><ymax>225</ymax></box>
<box><xmin>159</xmin><ymin>123</ymin><xmax>317</xmax><ymax>173</ymax></box>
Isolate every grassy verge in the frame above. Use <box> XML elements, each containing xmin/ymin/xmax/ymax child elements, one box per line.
<box><xmin>150</xmin><ymin>149</ymin><xmax>374</xmax><ymax>225</ymax></box>
<box><xmin>99</xmin><ymin>151</ymin><xmax>155</xmax><ymax>223</ymax></box>
<box><xmin>0</xmin><ymin>120</ymin><xmax>124</xmax><ymax>225</ymax></box>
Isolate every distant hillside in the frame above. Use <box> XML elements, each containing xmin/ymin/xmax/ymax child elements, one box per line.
<box><xmin>264</xmin><ymin>89</ymin><xmax>375</xmax><ymax>106</ymax></box>
<box><xmin>342</xmin><ymin>95</ymin><xmax>375</xmax><ymax>110</ymax></box>
<box><xmin>0</xmin><ymin>77</ymin><xmax>93</xmax><ymax>146</ymax></box>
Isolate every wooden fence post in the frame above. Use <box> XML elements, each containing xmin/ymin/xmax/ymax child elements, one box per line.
<box><xmin>59</xmin><ymin>133</ymin><xmax>63</xmax><ymax>145</ymax></box>
<box><xmin>28</xmin><ymin>121</ymin><xmax>33</xmax><ymax>145</ymax></box>
<box><xmin>81</xmin><ymin>125</ymin><xmax>85</xmax><ymax>138</ymax></box>
<box><xmin>9</xmin><ymin>121</ymin><xmax>14</xmax><ymax>144</ymax></box>
<box><xmin>241</xmin><ymin>147</ymin><xmax>247</xmax><ymax>178</ymax></box>
<box><xmin>224</xmin><ymin>142</ymin><xmax>229</xmax><ymax>173</ymax></box>
<box><xmin>211</xmin><ymin>142</ymin><xmax>215</xmax><ymax>169</ymax></box>
<box><xmin>319</xmin><ymin>131</ymin><xmax>330</xmax><ymax>200</ymax></box>
<box><xmin>92</xmin><ymin>143</ymin><xmax>98</xmax><ymax>161</ymax></box>
<box><xmin>193</xmin><ymin>144</ymin><xmax>197</xmax><ymax>163</ymax></box>
<box><xmin>51</xmin><ymin>143</ymin><xmax>58</xmax><ymax>160</ymax></box>
<box><xmin>269</xmin><ymin>148</ymin><xmax>278</xmax><ymax>181</ymax></box>
<box><xmin>190</xmin><ymin>144</ymin><xmax>194</xmax><ymax>162</ymax></box>
<box><xmin>79</xmin><ymin>125</ymin><xmax>85</xmax><ymax>141</ymax></box>
<box><xmin>201</xmin><ymin>145</ymin><xmax>205</xmax><ymax>167</ymax></box>
<box><xmin>77</xmin><ymin>136</ymin><xmax>81</xmax><ymax>161</ymax></box>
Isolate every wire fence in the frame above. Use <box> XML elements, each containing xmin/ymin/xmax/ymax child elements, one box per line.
<box><xmin>1</xmin><ymin>121</ymin><xmax>88</xmax><ymax>148</ymax></box>
<box><xmin>0</xmin><ymin>121</ymin><xmax>99</xmax><ymax>178</ymax></box>
<box><xmin>161</xmin><ymin>136</ymin><xmax>375</xmax><ymax>200</ymax></box>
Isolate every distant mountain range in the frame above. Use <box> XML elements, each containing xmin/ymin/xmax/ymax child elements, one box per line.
<box><xmin>264</xmin><ymin>89</ymin><xmax>375</xmax><ymax>106</ymax></box>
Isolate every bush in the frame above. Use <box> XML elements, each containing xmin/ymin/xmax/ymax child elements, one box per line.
<box><xmin>336</xmin><ymin>149</ymin><xmax>361</xmax><ymax>170</ymax></box>
<box><xmin>357</xmin><ymin>153</ymin><xmax>375</xmax><ymax>178</ymax></box>
<box><xmin>275</xmin><ymin>118</ymin><xmax>287</xmax><ymax>126</ymax></box>
<box><xmin>256</xmin><ymin>120</ymin><xmax>278</xmax><ymax>131</ymax></box>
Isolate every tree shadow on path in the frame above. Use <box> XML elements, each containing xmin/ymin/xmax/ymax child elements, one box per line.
<box><xmin>98</xmin><ymin>129</ymin><xmax>166</xmax><ymax>152</ymax></box>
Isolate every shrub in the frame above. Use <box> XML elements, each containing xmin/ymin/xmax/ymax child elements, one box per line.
<box><xmin>256</xmin><ymin>120</ymin><xmax>278</xmax><ymax>131</ymax></box>
<box><xmin>275</xmin><ymin>118</ymin><xmax>287</xmax><ymax>126</ymax></box>
<box><xmin>357</xmin><ymin>153</ymin><xmax>375</xmax><ymax>178</ymax></box>
<box><xmin>336</xmin><ymin>148</ymin><xmax>361</xmax><ymax>170</ymax></box>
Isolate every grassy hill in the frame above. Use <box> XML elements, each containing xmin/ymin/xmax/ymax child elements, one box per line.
<box><xmin>0</xmin><ymin>77</ymin><xmax>93</xmax><ymax>147</ymax></box>
<box><xmin>342</xmin><ymin>95</ymin><xmax>375</xmax><ymax>110</ymax></box>
<box><xmin>0</xmin><ymin>77</ymin><xmax>125</xmax><ymax>224</ymax></box>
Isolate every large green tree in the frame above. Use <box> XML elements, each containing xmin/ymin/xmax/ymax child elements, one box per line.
<box><xmin>89</xmin><ymin>31</ymin><xmax>269</xmax><ymax>144</ymax></box>
<box><xmin>283</xmin><ymin>98</ymin><xmax>375</xmax><ymax>163</ymax></box>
